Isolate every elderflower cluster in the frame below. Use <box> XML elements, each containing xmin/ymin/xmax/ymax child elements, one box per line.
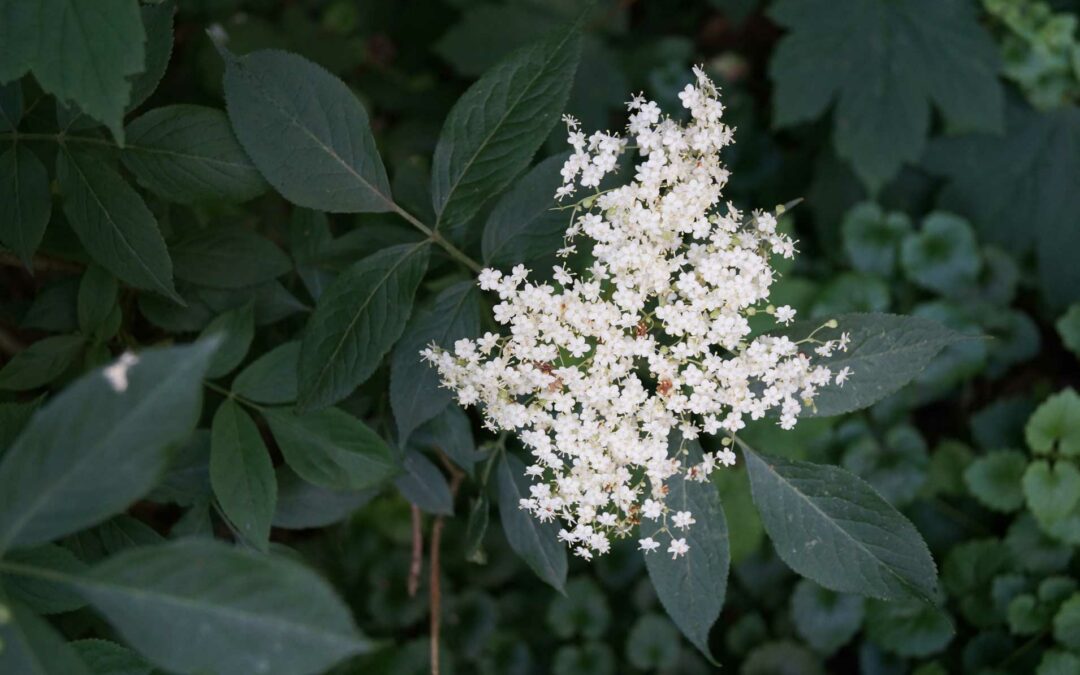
<box><xmin>423</xmin><ymin>67</ymin><xmax>849</xmax><ymax>561</ymax></box>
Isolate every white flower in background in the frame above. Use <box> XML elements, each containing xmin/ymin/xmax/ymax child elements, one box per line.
<box><xmin>423</xmin><ymin>67</ymin><xmax>848</xmax><ymax>560</ymax></box>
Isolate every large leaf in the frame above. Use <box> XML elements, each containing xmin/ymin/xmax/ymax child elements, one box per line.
<box><xmin>0</xmin><ymin>145</ymin><xmax>51</xmax><ymax>266</ymax></box>
<box><xmin>0</xmin><ymin>1</ymin><xmax>37</xmax><ymax>83</ymax></box>
<box><xmin>222</xmin><ymin>48</ymin><xmax>393</xmax><ymax>213</ymax></box>
<box><xmin>769</xmin><ymin>0</ymin><xmax>1002</xmax><ymax>190</ymax></box>
<box><xmin>0</xmin><ymin>598</ymin><xmax>92</xmax><ymax>675</ymax></box>
<box><xmin>0</xmin><ymin>340</ymin><xmax>218</xmax><ymax>553</ymax></box>
<box><xmin>643</xmin><ymin>447</ymin><xmax>729</xmax><ymax>663</ymax></box>
<box><xmin>778</xmin><ymin>313</ymin><xmax>970</xmax><ymax>417</ymax></box>
<box><xmin>431</xmin><ymin>23</ymin><xmax>582</xmax><ymax>237</ymax></box>
<box><xmin>122</xmin><ymin>105</ymin><xmax>267</xmax><ymax>204</ymax></box>
<box><xmin>3</xmin><ymin>545</ymin><xmax>88</xmax><ymax>615</ymax></box>
<box><xmin>496</xmin><ymin>453</ymin><xmax>567</xmax><ymax>592</ymax></box>
<box><xmin>272</xmin><ymin>467</ymin><xmax>375</xmax><ymax>530</ymax></box>
<box><xmin>210</xmin><ymin>399</ymin><xmax>276</xmax><ymax>550</ymax></box>
<box><xmin>232</xmin><ymin>341</ymin><xmax>299</xmax><ymax>404</ymax></box>
<box><xmin>741</xmin><ymin>441</ymin><xmax>939</xmax><ymax>603</ymax></box>
<box><xmin>390</xmin><ymin>280</ymin><xmax>481</xmax><ymax>443</ymax></box>
<box><xmin>169</xmin><ymin>225</ymin><xmax>292</xmax><ymax>290</ymax></box>
<box><xmin>481</xmin><ymin>152</ymin><xmax>570</xmax><ymax>268</ymax></box>
<box><xmin>925</xmin><ymin>104</ymin><xmax>1080</xmax><ymax>309</ymax></box>
<box><xmin>263</xmin><ymin>407</ymin><xmax>400</xmax><ymax>491</ymax></box>
<box><xmin>31</xmin><ymin>0</ymin><xmax>145</xmax><ymax>142</ymax></box>
<box><xmin>0</xmin><ymin>335</ymin><xmax>85</xmax><ymax>391</ymax></box>
<box><xmin>78</xmin><ymin>540</ymin><xmax>371</xmax><ymax>675</ymax></box>
<box><xmin>56</xmin><ymin>148</ymin><xmax>180</xmax><ymax>302</ymax></box>
<box><xmin>298</xmin><ymin>242</ymin><xmax>429</xmax><ymax>411</ymax></box>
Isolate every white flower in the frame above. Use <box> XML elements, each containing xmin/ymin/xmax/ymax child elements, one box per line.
<box><xmin>103</xmin><ymin>352</ymin><xmax>139</xmax><ymax>393</ymax></box>
<box><xmin>638</xmin><ymin>537</ymin><xmax>660</xmax><ymax>553</ymax></box>
<box><xmin>835</xmin><ymin>367</ymin><xmax>851</xmax><ymax>387</ymax></box>
<box><xmin>423</xmin><ymin>68</ymin><xmax>841</xmax><ymax>560</ymax></box>
<box><xmin>668</xmin><ymin>538</ymin><xmax>690</xmax><ymax>559</ymax></box>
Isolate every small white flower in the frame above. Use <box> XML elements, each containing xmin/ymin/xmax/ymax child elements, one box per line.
<box><xmin>103</xmin><ymin>352</ymin><xmax>139</xmax><ymax>393</ymax></box>
<box><xmin>638</xmin><ymin>537</ymin><xmax>660</xmax><ymax>553</ymax></box>
<box><xmin>642</xmin><ymin>499</ymin><xmax>663</xmax><ymax>520</ymax></box>
<box><xmin>775</xmin><ymin>305</ymin><xmax>797</xmax><ymax>325</ymax></box>
<box><xmin>672</xmin><ymin>511</ymin><xmax>696</xmax><ymax>529</ymax></box>
<box><xmin>838</xmin><ymin>332</ymin><xmax>851</xmax><ymax>351</ymax></box>
<box><xmin>668</xmin><ymin>538</ymin><xmax>690</xmax><ymax>559</ymax></box>
<box><xmin>835</xmin><ymin>367</ymin><xmax>851</xmax><ymax>387</ymax></box>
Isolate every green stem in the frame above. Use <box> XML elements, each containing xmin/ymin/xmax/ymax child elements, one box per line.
<box><xmin>202</xmin><ymin>380</ymin><xmax>264</xmax><ymax>412</ymax></box>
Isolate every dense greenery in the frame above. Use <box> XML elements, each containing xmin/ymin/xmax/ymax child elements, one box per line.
<box><xmin>1</xmin><ymin>1</ymin><xmax>1079</xmax><ymax>674</ymax></box>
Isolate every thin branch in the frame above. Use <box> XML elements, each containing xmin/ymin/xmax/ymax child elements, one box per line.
<box><xmin>408</xmin><ymin>505</ymin><xmax>423</xmax><ymax>597</ymax></box>
<box><xmin>429</xmin><ymin>450</ymin><xmax>464</xmax><ymax>675</ymax></box>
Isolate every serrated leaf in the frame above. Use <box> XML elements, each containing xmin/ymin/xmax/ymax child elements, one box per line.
<box><xmin>778</xmin><ymin>313</ymin><xmax>971</xmax><ymax>417</ymax></box>
<box><xmin>123</xmin><ymin>105</ymin><xmax>267</xmax><ymax>203</ymax></box>
<box><xmin>222</xmin><ymin>48</ymin><xmax>393</xmax><ymax>213</ymax></box>
<box><xmin>394</xmin><ymin>450</ymin><xmax>453</xmax><ymax>515</ymax></box>
<box><xmin>864</xmin><ymin>598</ymin><xmax>954</xmax><ymax>658</ymax></box>
<box><xmin>741</xmin><ymin>441</ymin><xmax>939</xmax><ymax>603</ymax></box>
<box><xmin>56</xmin><ymin>148</ymin><xmax>179</xmax><ymax>302</ymax></box>
<box><xmin>963</xmin><ymin>450</ymin><xmax>1027</xmax><ymax>513</ymax></box>
<box><xmin>31</xmin><ymin>0</ymin><xmax>145</xmax><ymax>143</ymax></box>
<box><xmin>482</xmin><ymin>153</ymin><xmax>570</xmax><ymax>268</ymax></box>
<box><xmin>0</xmin><ymin>145</ymin><xmax>51</xmax><ymax>266</ymax></box>
<box><xmin>900</xmin><ymin>212</ymin><xmax>981</xmax><ymax>294</ymax></box>
<box><xmin>169</xmin><ymin>225</ymin><xmax>292</xmax><ymax>290</ymax></box>
<box><xmin>0</xmin><ymin>598</ymin><xmax>92</xmax><ymax>675</ymax></box>
<box><xmin>1023</xmin><ymin>460</ymin><xmax>1080</xmax><ymax>528</ymax></box>
<box><xmin>643</xmin><ymin>445</ymin><xmax>728</xmax><ymax>663</ymax></box>
<box><xmin>298</xmin><ymin>242</ymin><xmax>429</xmax><ymax>411</ymax></box>
<box><xmin>840</xmin><ymin>202</ymin><xmax>910</xmax><ymax>277</ymax></box>
<box><xmin>790</xmin><ymin>580</ymin><xmax>865</xmax><ymax>656</ymax></box>
<box><xmin>211</xmin><ymin>399</ymin><xmax>276</xmax><ymax>550</ymax></box>
<box><xmin>232</xmin><ymin>341</ymin><xmax>299</xmax><ymax>404</ymax></box>
<box><xmin>769</xmin><ymin>0</ymin><xmax>1002</xmax><ymax>190</ymax></box>
<box><xmin>1025</xmin><ymin>389</ymin><xmax>1080</xmax><ymax>457</ymax></box>
<box><xmin>198</xmin><ymin>302</ymin><xmax>255</xmax><ymax>378</ymax></box>
<box><xmin>272</xmin><ymin>467</ymin><xmax>374</xmax><ymax>530</ymax></box>
<box><xmin>496</xmin><ymin>453</ymin><xmax>566</xmax><ymax>592</ymax></box>
<box><xmin>0</xmin><ymin>340</ymin><xmax>217</xmax><ymax>553</ymax></box>
<box><xmin>431</xmin><ymin>24</ymin><xmax>582</xmax><ymax>238</ymax></box>
<box><xmin>127</xmin><ymin>0</ymin><xmax>174</xmax><ymax>112</ymax></box>
<box><xmin>0</xmin><ymin>335</ymin><xmax>85</xmax><ymax>391</ymax></box>
<box><xmin>390</xmin><ymin>280</ymin><xmax>481</xmax><ymax>443</ymax></box>
<box><xmin>263</xmin><ymin>407</ymin><xmax>400</xmax><ymax>491</ymax></box>
<box><xmin>78</xmin><ymin>539</ymin><xmax>371</xmax><ymax>675</ymax></box>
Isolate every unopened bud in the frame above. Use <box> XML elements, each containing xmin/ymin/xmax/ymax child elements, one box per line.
<box><xmin>825</xmin><ymin>319</ymin><xmax>839</xmax><ymax>329</ymax></box>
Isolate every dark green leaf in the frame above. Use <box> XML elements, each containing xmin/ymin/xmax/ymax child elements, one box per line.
<box><xmin>0</xmin><ymin>335</ymin><xmax>84</xmax><ymax>391</ymax></box>
<box><xmin>770</xmin><ymin>0</ymin><xmax>1002</xmax><ymax>190</ymax></box>
<box><xmin>0</xmin><ymin>80</ymin><xmax>23</xmax><ymax>131</ymax></box>
<box><xmin>272</xmin><ymin>467</ymin><xmax>374</xmax><ymax>530</ymax></box>
<box><xmin>779</xmin><ymin>313</ymin><xmax>970</xmax><ymax>417</ymax></box>
<box><xmin>72</xmin><ymin>639</ymin><xmax>153</xmax><ymax>675</ymax></box>
<box><xmin>198</xmin><ymin>302</ymin><xmax>255</xmax><ymax>378</ymax></box>
<box><xmin>222</xmin><ymin>48</ymin><xmax>393</xmax><ymax>213</ymax></box>
<box><xmin>791</xmin><ymin>580</ymin><xmax>865</xmax><ymax>656</ymax></box>
<box><xmin>431</xmin><ymin>25</ymin><xmax>582</xmax><ymax>237</ymax></box>
<box><xmin>390</xmin><ymin>280</ymin><xmax>481</xmax><ymax>443</ymax></box>
<box><xmin>170</xmin><ymin>225</ymin><xmax>292</xmax><ymax>290</ymax></box>
<box><xmin>481</xmin><ymin>153</ymin><xmax>570</xmax><ymax>268</ymax></box>
<box><xmin>644</xmin><ymin>448</ymin><xmax>728</xmax><ymax>662</ymax></box>
<box><xmin>1025</xmin><ymin>389</ymin><xmax>1080</xmax><ymax>457</ymax></box>
<box><xmin>77</xmin><ymin>266</ymin><xmax>119</xmax><ymax>340</ymax></box>
<box><xmin>899</xmin><ymin>212</ymin><xmax>980</xmax><ymax>294</ymax></box>
<box><xmin>0</xmin><ymin>598</ymin><xmax>92</xmax><ymax>675</ymax></box>
<box><xmin>233</xmin><ymin>341</ymin><xmax>299</xmax><ymax>404</ymax></box>
<box><xmin>127</xmin><ymin>0</ymin><xmax>174</xmax><ymax>112</ymax></box>
<box><xmin>865</xmin><ymin>599</ymin><xmax>954</xmax><ymax>658</ymax></box>
<box><xmin>123</xmin><ymin>105</ymin><xmax>267</xmax><ymax>204</ymax></box>
<box><xmin>298</xmin><ymin>242</ymin><xmax>429</xmax><ymax>411</ymax></box>
<box><xmin>464</xmin><ymin>495</ymin><xmax>489</xmax><ymax>563</ymax></box>
<box><xmin>3</xmin><ymin>544</ymin><xmax>87</xmax><ymax>615</ymax></box>
<box><xmin>211</xmin><ymin>399</ymin><xmax>276</xmax><ymax>550</ymax></box>
<box><xmin>496</xmin><ymin>453</ymin><xmax>566</xmax><ymax>592</ymax></box>
<box><xmin>263</xmin><ymin>407</ymin><xmax>400</xmax><ymax>491</ymax></box>
<box><xmin>394</xmin><ymin>450</ymin><xmax>453</xmax><ymax>516</ymax></box>
<box><xmin>963</xmin><ymin>450</ymin><xmax>1027</xmax><ymax>513</ymax></box>
<box><xmin>57</xmin><ymin>148</ymin><xmax>179</xmax><ymax>302</ymax></box>
<box><xmin>0</xmin><ymin>145</ymin><xmax>51</xmax><ymax>267</ymax></box>
<box><xmin>0</xmin><ymin>398</ymin><xmax>39</xmax><ymax>454</ymax></box>
<box><xmin>79</xmin><ymin>539</ymin><xmax>371</xmax><ymax>675</ymax></box>
<box><xmin>0</xmin><ymin>2</ymin><xmax>36</xmax><ymax>83</ymax></box>
<box><xmin>0</xmin><ymin>340</ymin><xmax>217</xmax><ymax>553</ymax></box>
<box><xmin>742</xmin><ymin>441</ymin><xmax>939</xmax><ymax>603</ymax></box>
<box><xmin>413</xmin><ymin>405</ymin><xmax>482</xmax><ymax>476</ymax></box>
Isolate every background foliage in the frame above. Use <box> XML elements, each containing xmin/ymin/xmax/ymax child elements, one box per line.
<box><xmin>1</xmin><ymin>0</ymin><xmax>1080</xmax><ymax>673</ymax></box>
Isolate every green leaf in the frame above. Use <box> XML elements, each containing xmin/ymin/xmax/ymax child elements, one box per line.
<box><xmin>169</xmin><ymin>225</ymin><xmax>292</xmax><ymax>290</ymax></box>
<box><xmin>643</xmin><ymin>444</ymin><xmax>728</xmax><ymax>662</ymax></box>
<box><xmin>289</xmin><ymin>208</ymin><xmax>334</xmax><ymax>301</ymax></box>
<box><xmin>0</xmin><ymin>145</ymin><xmax>51</xmax><ymax>266</ymax></box>
<box><xmin>780</xmin><ymin>313</ymin><xmax>970</xmax><ymax>417</ymax></box>
<box><xmin>263</xmin><ymin>407</ymin><xmax>400</xmax><ymax>491</ymax></box>
<box><xmin>864</xmin><ymin>598</ymin><xmax>954</xmax><ymax>658</ymax></box>
<box><xmin>482</xmin><ymin>153</ymin><xmax>570</xmax><ymax>268</ymax></box>
<box><xmin>78</xmin><ymin>266</ymin><xmax>119</xmax><ymax>341</ymax></box>
<box><xmin>0</xmin><ymin>340</ymin><xmax>217</xmax><ymax>553</ymax></box>
<box><xmin>1056</xmin><ymin>304</ymin><xmax>1080</xmax><ymax>360</ymax></box>
<box><xmin>232</xmin><ymin>341</ymin><xmax>299</xmax><ymax>404</ymax></box>
<box><xmin>1039</xmin><ymin>651</ymin><xmax>1080</xmax><ymax>675</ymax></box>
<box><xmin>198</xmin><ymin>303</ymin><xmax>255</xmax><ymax>378</ymax></box>
<box><xmin>127</xmin><ymin>0</ymin><xmax>174</xmax><ymax>112</ymax></box>
<box><xmin>3</xmin><ymin>545</ymin><xmax>87</xmax><ymax>615</ymax></box>
<box><xmin>122</xmin><ymin>105</ymin><xmax>267</xmax><ymax>204</ymax></box>
<box><xmin>0</xmin><ymin>398</ymin><xmax>39</xmax><ymax>454</ymax></box>
<box><xmin>272</xmin><ymin>467</ymin><xmax>374</xmax><ymax>530</ymax></box>
<box><xmin>394</xmin><ymin>450</ymin><xmax>453</xmax><ymax>516</ymax></box>
<box><xmin>56</xmin><ymin>148</ymin><xmax>179</xmax><ymax>302</ymax></box>
<box><xmin>222</xmin><ymin>48</ymin><xmax>393</xmax><ymax>213</ymax></box>
<box><xmin>413</xmin><ymin>405</ymin><xmax>482</xmax><ymax>476</ymax></box>
<box><xmin>31</xmin><ymin>0</ymin><xmax>145</xmax><ymax>143</ymax></box>
<box><xmin>925</xmin><ymin>105</ymin><xmax>1080</xmax><ymax>308</ymax></box>
<box><xmin>72</xmin><ymin>639</ymin><xmax>152</xmax><ymax>675</ymax></box>
<box><xmin>0</xmin><ymin>598</ymin><xmax>92</xmax><ymax>675</ymax></box>
<box><xmin>1023</xmin><ymin>460</ymin><xmax>1080</xmax><ymax>527</ymax></box>
<box><xmin>790</xmin><ymin>580</ymin><xmax>865</xmax><ymax>656</ymax></box>
<box><xmin>1053</xmin><ymin>594</ymin><xmax>1080</xmax><ymax>651</ymax></box>
<box><xmin>963</xmin><ymin>450</ymin><xmax>1027</xmax><ymax>513</ymax></box>
<box><xmin>0</xmin><ymin>335</ymin><xmax>84</xmax><ymax>391</ymax></box>
<box><xmin>0</xmin><ymin>80</ymin><xmax>23</xmax><ymax>130</ymax></box>
<box><xmin>1026</xmin><ymin>389</ymin><xmax>1080</xmax><ymax>457</ymax></box>
<box><xmin>741</xmin><ymin>441</ymin><xmax>939</xmax><ymax>603</ymax></box>
<box><xmin>0</xmin><ymin>1</ymin><xmax>36</xmax><ymax>83</ymax></box>
<box><xmin>769</xmin><ymin>0</ymin><xmax>1002</xmax><ymax>190</ymax></box>
<box><xmin>900</xmin><ymin>212</ymin><xmax>981</xmax><ymax>294</ymax></box>
<box><xmin>431</xmin><ymin>24</ymin><xmax>582</xmax><ymax>237</ymax></box>
<box><xmin>211</xmin><ymin>399</ymin><xmax>276</xmax><ymax>550</ymax></box>
<box><xmin>298</xmin><ymin>242</ymin><xmax>429</xmax><ymax>411</ymax></box>
<box><xmin>390</xmin><ymin>280</ymin><xmax>481</xmax><ymax>443</ymax></box>
<box><xmin>496</xmin><ymin>453</ymin><xmax>566</xmax><ymax>592</ymax></box>
<box><xmin>742</xmin><ymin>641</ymin><xmax>824</xmax><ymax>675</ymax></box>
<box><xmin>78</xmin><ymin>539</ymin><xmax>371</xmax><ymax>675</ymax></box>
<box><xmin>464</xmin><ymin>495</ymin><xmax>489</xmax><ymax>563</ymax></box>
<box><xmin>840</xmin><ymin>202</ymin><xmax>911</xmax><ymax>277</ymax></box>
<box><xmin>624</xmin><ymin>613</ymin><xmax>680</xmax><ymax>670</ymax></box>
